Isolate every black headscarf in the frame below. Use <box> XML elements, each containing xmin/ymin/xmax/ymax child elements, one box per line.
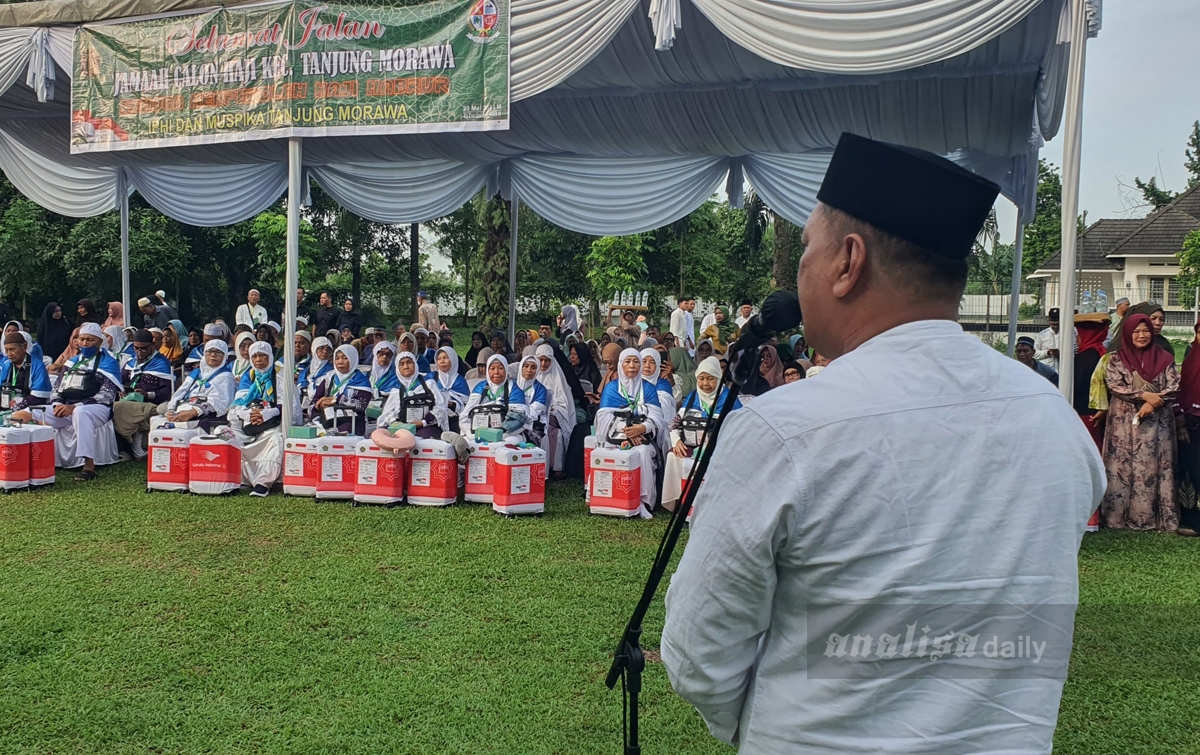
<box><xmin>37</xmin><ymin>301</ymin><xmax>73</xmax><ymax>361</ymax></box>
<box><xmin>569</xmin><ymin>341</ymin><xmax>601</xmax><ymax>390</ymax></box>
<box><xmin>465</xmin><ymin>330</ymin><xmax>487</xmax><ymax>369</ymax></box>
<box><xmin>490</xmin><ymin>328</ymin><xmax>518</xmax><ymax>363</ymax></box>
<box><xmin>75</xmin><ymin>298</ymin><xmax>104</xmax><ymax>328</ymax></box>
<box><xmin>549</xmin><ymin>341</ymin><xmax>587</xmax><ymax>406</ymax></box>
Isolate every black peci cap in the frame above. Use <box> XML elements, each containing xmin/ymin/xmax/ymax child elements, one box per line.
<box><xmin>817</xmin><ymin>133</ymin><xmax>1000</xmax><ymax>259</ymax></box>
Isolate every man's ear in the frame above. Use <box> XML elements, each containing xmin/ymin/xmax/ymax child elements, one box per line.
<box><xmin>830</xmin><ymin>233</ymin><xmax>868</xmax><ymax>300</ymax></box>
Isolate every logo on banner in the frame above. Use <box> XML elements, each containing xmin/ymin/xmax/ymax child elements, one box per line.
<box><xmin>466</xmin><ymin>0</ymin><xmax>500</xmax><ymax>43</ymax></box>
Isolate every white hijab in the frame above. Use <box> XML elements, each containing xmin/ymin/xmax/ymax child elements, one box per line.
<box><xmin>394</xmin><ymin>351</ymin><xmax>423</xmax><ymax>391</ymax></box>
<box><xmin>641</xmin><ymin>348</ymin><xmax>661</xmax><ymax>382</ymax></box>
<box><xmin>696</xmin><ymin>356</ymin><xmax>723</xmax><ymax>405</ymax></box>
<box><xmin>233</xmin><ymin>332</ymin><xmax>256</xmax><ymax>376</ymax></box>
<box><xmin>310</xmin><ymin>336</ymin><xmax>333</xmax><ymax>376</ymax></box>
<box><xmin>617</xmin><ymin>347</ymin><xmax>646</xmax><ymax>401</ymax></box>
<box><xmin>515</xmin><ymin>355</ymin><xmax>540</xmax><ymax>394</ymax></box>
<box><xmin>199</xmin><ymin>340</ymin><xmax>229</xmax><ymax>380</ymax></box>
<box><xmin>485</xmin><ymin>353</ymin><xmax>510</xmax><ymax>391</ymax></box>
<box><xmin>370</xmin><ymin>340</ymin><xmax>396</xmax><ymax>386</ymax></box>
<box><xmin>434</xmin><ymin>345</ymin><xmax>460</xmax><ymax>390</ymax></box>
<box><xmin>536</xmin><ymin>343</ymin><xmax>576</xmax><ymax>432</ymax></box>
<box><xmin>333</xmin><ymin>344</ymin><xmax>359</xmax><ymax>376</ymax></box>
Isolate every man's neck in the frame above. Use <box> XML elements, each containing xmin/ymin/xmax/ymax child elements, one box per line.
<box><xmin>826</xmin><ymin>300</ymin><xmax>959</xmax><ymax>359</ymax></box>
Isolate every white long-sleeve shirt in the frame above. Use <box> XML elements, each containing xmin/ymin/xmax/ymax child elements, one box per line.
<box><xmin>235</xmin><ymin>303</ymin><xmax>268</xmax><ymax>330</ymax></box>
<box><xmin>669</xmin><ymin>308</ymin><xmax>694</xmax><ymax>353</ymax></box>
<box><xmin>661</xmin><ymin>319</ymin><xmax>1104</xmax><ymax>753</ymax></box>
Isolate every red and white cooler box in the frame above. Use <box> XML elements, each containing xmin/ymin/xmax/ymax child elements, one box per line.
<box><xmin>147</xmin><ymin>426</ymin><xmax>201</xmax><ymax>492</ymax></box>
<box><xmin>0</xmin><ymin>426</ymin><xmax>30</xmax><ymax>491</ymax></box>
<box><xmin>588</xmin><ymin>447</ymin><xmax>642</xmax><ymax>517</ymax></box>
<box><xmin>27</xmin><ymin>425</ymin><xmax>54</xmax><ymax>487</ymax></box>
<box><xmin>354</xmin><ymin>439</ymin><xmax>407</xmax><ymax>505</ymax></box>
<box><xmin>282</xmin><ymin>438</ymin><xmax>321</xmax><ymax>496</ymax></box>
<box><xmin>408</xmin><ymin>438</ymin><xmax>458</xmax><ymax>507</ymax></box>
<box><xmin>316</xmin><ymin>436</ymin><xmax>359</xmax><ymax>501</ymax></box>
<box><xmin>464</xmin><ymin>441</ymin><xmax>502</xmax><ymax>503</ymax></box>
<box><xmin>583</xmin><ymin>435</ymin><xmax>596</xmax><ymax>500</ymax></box>
<box><xmin>188</xmin><ymin>435</ymin><xmax>241</xmax><ymax>495</ymax></box>
<box><xmin>492</xmin><ymin>447</ymin><xmax>547</xmax><ymax>516</ymax></box>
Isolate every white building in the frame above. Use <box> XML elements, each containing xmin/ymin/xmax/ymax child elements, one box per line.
<box><xmin>1030</xmin><ymin>183</ymin><xmax>1200</xmax><ymax>324</ymax></box>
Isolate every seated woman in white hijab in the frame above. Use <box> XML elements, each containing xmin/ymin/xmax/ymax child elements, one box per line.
<box><xmin>429</xmin><ymin>345</ymin><xmax>470</xmax><ymax>432</ymax></box>
<box><xmin>163</xmin><ymin>340</ymin><xmax>236</xmax><ymax>433</ymax></box>
<box><xmin>13</xmin><ymin>322</ymin><xmax>121</xmax><ymax>480</ymax></box>
<box><xmin>310</xmin><ymin>344</ymin><xmax>373</xmax><ymax>435</ymax></box>
<box><xmin>461</xmin><ymin>354</ymin><xmax>528</xmax><ymax>443</ymax></box>
<box><xmin>661</xmin><ymin>356</ymin><xmax>743</xmax><ymax>511</ymax></box>
<box><xmin>595</xmin><ymin>348</ymin><xmax>666</xmax><ymax>519</ymax></box>
<box><xmin>366</xmin><ymin>340</ymin><xmax>399</xmax><ymax>423</ymax></box>
<box><xmin>514</xmin><ymin>355</ymin><xmax>550</xmax><ymax>448</ymax></box>
<box><xmin>378</xmin><ymin>351</ymin><xmax>448</xmax><ymax>440</ymax></box>
<box><xmin>534</xmin><ymin>343</ymin><xmax>577</xmax><ymax>478</ymax></box>
<box><xmin>303</xmin><ymin>336</ymin><xmax>335</xmax><ymax>418</ymax></box>
<box><xmin>231</xmin><ymin>332</ymin><xmax>256</xmax><ymax>384</ymax></box>
<box><xmin>641</xmin><ymin>349</ymin><xmax>677</xmax><ymax>427</ymax></box>
<box><xmin>228</xmin><ymin>341</ymin><xmax>295</xmax><ymax>497</ymax></box>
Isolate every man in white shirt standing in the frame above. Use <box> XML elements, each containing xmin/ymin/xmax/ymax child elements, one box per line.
<box><xmin>669</xmin><ymin>295</ymin><xmax>696</xmax><ymax>355</ymax></box>
<box><xmin>661</xmin><ymin>133</ymin><xmax>1103</xmax><ymax>754</ymax></box>
<box><xmin>235</xmin><ymin>289</ymin><xmax>268</xmax><ymax>331</ymax></box>
<box><xmin>734</xmin><ymin>299</ymin><xmax>753</xmax><ymax>329</ymax></box>
<box><xmin>1034</xmin><ymin>307</ymin><xmax>1063</xmax><ymax>373</ymax></box>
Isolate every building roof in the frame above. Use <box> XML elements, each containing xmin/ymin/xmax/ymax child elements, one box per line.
<box><xmin>1105</xmin><ymin>182</ymin><xmax>1200</xmax><ymax>259</ymax></box>
<box><xmin>1032</xmin><ymin>218</ymin><xmax>1144</xmax><ymax>275</ymax></box>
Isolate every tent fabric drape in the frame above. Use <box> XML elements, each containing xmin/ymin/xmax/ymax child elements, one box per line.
<box><xmin>0</xmin><ymin>125</ymin><xmax>118</xmax><ymax>216</ymax></box>
<box><xmin>128</xmin><ymin>163</ymin><xmax>289</xmax><ymax>227</ymax></box>
<box><xmin>686</xmin><ymin>0</ymin><xmax>1044</xmax><ymax>73</ymax></box>
<box><xmin>511</xmin><ymin>0</ymin><xmax>641</xmax><ymax>101</ymax></box>
<box><xmin>512</xmin><ymin>154</ymin><xmax>728</xmax><ymax>236</ymax></box>
<box><xmin>309</xmin><ymin>159</ymin><xmax>491</xmax><ymax>225</ymax></box>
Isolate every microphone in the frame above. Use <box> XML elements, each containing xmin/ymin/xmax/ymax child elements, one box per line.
<box><xmin>728</xmin><ymin>291</ymin><xmax>802</xmax><ymax>386</ymax></box>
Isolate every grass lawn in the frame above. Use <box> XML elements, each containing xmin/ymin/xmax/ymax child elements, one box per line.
<box><xmin>1</xmin><ymin>465</ymin><xmax>1199</xmax><ymax>754</ymax></box>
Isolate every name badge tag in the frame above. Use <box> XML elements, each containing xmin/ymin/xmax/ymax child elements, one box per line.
<box><xmin>62</xmin><ymin>373</ymin><xmax>86</xmax><ymax>391</ymax></box>
<box><xmin>405</xmin><ymin>406</ymin><xmax>426</xmax><ymax>423</ymax></box>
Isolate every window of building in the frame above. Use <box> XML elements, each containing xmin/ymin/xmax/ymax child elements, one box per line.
<box><xmin>1150</xmin><ymin>277</ymin><xmax>1165</xmax><ymax>303</ymax></box>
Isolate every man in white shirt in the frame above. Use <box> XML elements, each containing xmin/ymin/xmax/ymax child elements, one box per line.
<box><xmin>734</xmin><ymin>299</ymin><xmax>753</xmax><ymax>329</ymax></box>
<box><xmin>1034</xmin><ymin>307</ymin><xmax>1063</xmax><ymax>373</ymax></box>
<box><xmin>235</xmin><ymin>289</ymin><xmax>268</xmax><ymax>331</ymax></box>
<box><xmin>669</xmin><ymin>296</ymin><xmax>696</xmax><ymax>355</ymax></box>
<box><xmin>661</xmin><ymin>133</ymin><xmax>1103</xmax><ymax>754</ymax></box>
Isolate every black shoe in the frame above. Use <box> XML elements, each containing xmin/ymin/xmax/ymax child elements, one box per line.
<box><xmin>250</xmin><ymin>484</ymin><xmax>269</xmax><ymax>498</ymax></box>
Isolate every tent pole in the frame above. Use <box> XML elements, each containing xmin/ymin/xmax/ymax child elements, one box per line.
<box><xmin>119</xmin><ymin>172</ymin><xmax>130</xmax><ymax>330</ymax></box>
<box><xmin>282</xmin><ymin>137</ymin><xmax>302</xmax><ymax>433</ymax></box>
<box><xmin>1056</xmin><ymin>0</ymin><xmax>1088</xmax><ymax>404</ymax></box>
<box><xmin>1006</xmin><ymin>212</ymin><xmax>1025</xmax><ymax>357</ymax></box>
<box><xmin>508</xmin><ymin>193</ymin><xmax>519</xmax><ymax>345</ymax></box>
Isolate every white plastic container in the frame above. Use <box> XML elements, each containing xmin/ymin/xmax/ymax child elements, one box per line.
<box><xmin>147</xmin><ymin>427</ymin><xmax>201</xmax><ymax>492</ymax></box>
<box><xmin>589</xmin><ymin>447</ymin><xmax>642</xmax><ymax>517</ymax></box>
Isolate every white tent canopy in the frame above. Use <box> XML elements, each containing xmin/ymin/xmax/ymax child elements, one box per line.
<box><xmin>0</xmin><ymin>0</ymin><xmax>1074</xmax><ymax>230</ymax></box>
<box><xmin>0</xmin><ymin>0</ymin><xmax>1100</xmax><ymax>419</ymax></box>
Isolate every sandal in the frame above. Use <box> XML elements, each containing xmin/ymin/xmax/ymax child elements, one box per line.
<box><xmin>74</xmin><ymin>469</ymin><xmax>98</xmax><ymax>482</ymax></box>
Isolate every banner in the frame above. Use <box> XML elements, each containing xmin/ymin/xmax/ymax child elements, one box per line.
<box><xmin>70</xmin><ymin>0</ymin><xmax>509</xmax><ymax>153</ymax></box>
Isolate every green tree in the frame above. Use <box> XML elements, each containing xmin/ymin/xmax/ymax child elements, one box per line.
<box><xmin>1176</xmin><ymin>229</ymin><xmax>1200</xmax><ymax>294</ymax></box>
<box><xmin>1133</xmin><ymin>175</ymin><xmax>1176</xmax><ymax>212</ymax></box>
<box><xmin>1185</xmin><ymin>120</ymin><xmax>1200</xmax><ymax>189</ymax></box>
<box><xmin>1021</xmin><ymin>159</ymin><xmax>1063</xmax><ymax>276</ymax></box>
<box><xmin>476</xmin><ymin>195</ymin><xmax>511</xmax><ymax>333</ymax></box>
<box><xmin>585</xmin><ymin>234</ymin><xmax>648</xmax><ymax>304</ymax></box>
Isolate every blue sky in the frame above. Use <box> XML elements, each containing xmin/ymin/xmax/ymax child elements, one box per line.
<box><xmin>995</xmin><ymin>0</ymin><xmax>1200</xmax><ymax>240</ymax></box>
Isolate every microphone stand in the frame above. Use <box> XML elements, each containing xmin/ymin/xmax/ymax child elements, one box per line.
<box><xmin>605</xmin><ymin>341</ymin><xmax>762</xmax><ymax>755</ymax></box>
